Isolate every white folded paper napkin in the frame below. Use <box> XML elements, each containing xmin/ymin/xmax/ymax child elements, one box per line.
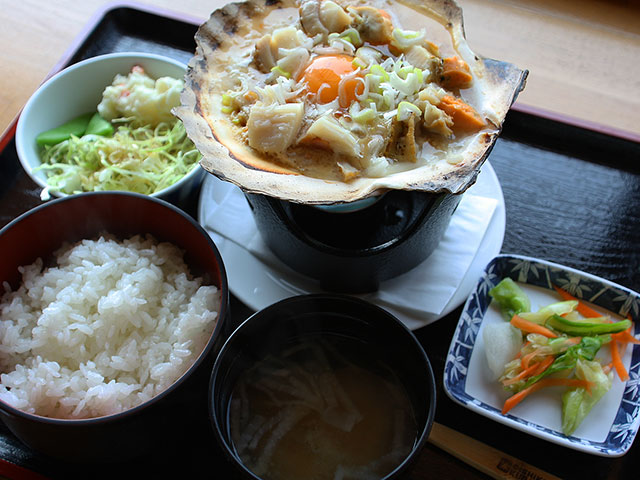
<box><xmin>365</xmin><ymin>193</ymin><xmax>496</xmax><ymax>328</ymax></box>
<box><xmin>201</xmin><ymin>178</ymin><xmax>497</xmax><ymax>327</ymax></box>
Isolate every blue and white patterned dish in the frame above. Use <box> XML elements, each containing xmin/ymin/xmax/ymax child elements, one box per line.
<box><xmin>444</xmin><ymin>254</ymin><xmax>640</xmax><ymax>457</ymax></box>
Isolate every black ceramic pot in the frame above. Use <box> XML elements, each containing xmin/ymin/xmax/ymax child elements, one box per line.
<box><xmin>245</xmin><ymin>190</ymin><xmax>461</xmax><ymax>293</ymax></box>
<box><xmin>210</xmin><ymin>293</ymin><xmax>436</xmax><ymax>480</ymax></box>
<box><xmin>0</xmin><ymin>192</ymin><xmax>229</xmax><ymax>462</ymax></box>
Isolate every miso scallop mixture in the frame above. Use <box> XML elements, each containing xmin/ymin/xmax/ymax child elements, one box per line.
<box><xmin>218</xmin><ymin>0</ymin><xmax>487</xmax><ymax>180</ymax></box>
<box><xmin>36</xmin><ymin>66</ymin><xmax>201</xmax><ymax>195</ymax></box>
<box><xmin>229</xmin><ymin>336</ymin><xmax>417</xmax><ymax>480</ymax></box>
<box><xmin>0</xmin><ymin>235</ymin><xmax>220</xmax><ymax>419</ymax></box>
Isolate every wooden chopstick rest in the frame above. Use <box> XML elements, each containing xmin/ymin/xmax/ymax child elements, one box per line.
<box><xmin>427</xmin><ymin>422</ymin><xmax>563</xmax><ymax>480</ymax></box>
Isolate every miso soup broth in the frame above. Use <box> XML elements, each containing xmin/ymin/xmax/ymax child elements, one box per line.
<box><xmin>228</xmin><ymin>335</ymin><xmax>418</xmax><ymax>480</ymax></box>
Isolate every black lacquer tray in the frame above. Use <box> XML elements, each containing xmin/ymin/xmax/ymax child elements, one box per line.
<box><xmin>0</xmin><ymin>3</ymin><xmax>639</xmax><ymax>479</ymax></box>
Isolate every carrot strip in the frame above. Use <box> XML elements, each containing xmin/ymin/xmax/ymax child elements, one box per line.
<box><xmin>612</xmin><ymin>327</ymin><xmax>640</xmax><ymax>345</ymax></box>
<box><xmin>511</xmin><ymin>315</ymin><xmax>558</xmax><ymax>338</ymax></box>
<box><xmin>620</xmin><ymin>340</ymin><xmax>629</xmax><ymax>358</ymax></box>
<box><xmin>502</xmin><ymin>378</ymin><xmax>593</xmax><ymax>415</ymax></box>
<box><xmin>610</xmin><ymin>339</ymin><xmax>629</xmax><ymax>382</ymax></box>
<box><xmin>530</xmin><ymin>355</ymin><xmax>555</xmax><ymax>375</ymax></box>
<box><xmin>609</xmin><ymin>323</ymin><xmax>637</xmax><ymax>382</ymax></box>
<box><xmin>552</xmin><ymin>285</ymin><xmax>601</xmax><ymax>318</ymax></box>
<box><xmin>515</xmin><ymin>341</ymin><xmax>530</xmax><ymax>359</ymax></box>
<box><xmin>520</xmin><ymin>337</ymin><xmax>580</xmax><ymax>370</ymax></box>
<box><xmin>520</xmin><ymin>350</ymin><xmax>541</xmax><ymax>370</ymax></box>
<box><xmin>503</xmin><ymin>356</ymin><xmax>554</xmax><ymax>386</ymax></box>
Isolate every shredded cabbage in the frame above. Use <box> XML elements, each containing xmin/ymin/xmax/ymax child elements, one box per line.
<box><xmin>36</xmin><ymin>119</ymin><xmax>201</xmax><ymax>195</ymax></box>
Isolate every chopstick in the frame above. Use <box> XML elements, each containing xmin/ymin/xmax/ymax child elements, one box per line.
<box><xmin>427</xmin><ymin>422</ymin><xmax>563</xmax><ymax>480</ymax></box>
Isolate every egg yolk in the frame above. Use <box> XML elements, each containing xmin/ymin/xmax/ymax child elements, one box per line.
<box><xmin>299</xmin><ymin>54</ymin><xmax>364</xmax><ymax>108</ymax></box>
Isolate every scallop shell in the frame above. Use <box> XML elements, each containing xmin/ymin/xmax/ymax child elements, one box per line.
<box><xmin>176</xmin><ymin>0</ymin><xmax>527</xmax><ymax>204</ymax></box>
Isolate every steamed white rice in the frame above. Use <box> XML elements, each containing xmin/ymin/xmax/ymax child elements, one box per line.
<box><xmin>0</xmin><ymin>234</ymin><xmax>221</xmax><ymax>419</ymax></box>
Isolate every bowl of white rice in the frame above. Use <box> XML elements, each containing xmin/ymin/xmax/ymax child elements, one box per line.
<box><xmin>0</xmin><ymin>191</ymin><xmax>228</xmax><ymax>461</ymax></box>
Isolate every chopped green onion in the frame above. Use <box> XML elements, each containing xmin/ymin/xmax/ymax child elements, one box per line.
<box><xmin>413</xmin><ymin>67</ymin><xmax>424</xmax><ymax>84</ymax></box>
<box><xmin>397</xmin><ymin>101</ymin><xmax>421</xmax><ymax>121</ymax></box>
<box><xmin>341</xmin><ymin>28</ymin><xmax>362</xmax><ymax>46</ymax></box>
<box><xmin>391</xmin><ymin>28</ymin><xmax>426</xmax><ymax>49</ymax></box>
<box><xmin>352</xmin><ymin>57</ymin><xmax>367</xmax><ymax>69</ymax></box>
<box><xmin>270</xmin><ymin>65</ymin><xmax>291</xmax><ymax>79</ymax></box>
<box><xmin>221</xmin><ymin>94</ymin><xmax>233</xmax><ymax>106</ymax></box>
<box><xmin>352</xmin><ymin>108</ymin><xmax>376</xmax><ymax>123</ymax></box>
<box><xmin>364</xmin><ymin>73</ymin><xmax>382</xmax><ymax>93</ymax></box>
<box><xmin>369</xmin><ymin>64</ymin><xmax>389</xmax><ymax>81</ymax></box>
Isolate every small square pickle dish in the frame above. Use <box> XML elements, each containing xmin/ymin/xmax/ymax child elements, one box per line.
<box><xmin>444</xmin><ymin>254</ymin><xmax>640</xmax><ymax>457</ymax></box>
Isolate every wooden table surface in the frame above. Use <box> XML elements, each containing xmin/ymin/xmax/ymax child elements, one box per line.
<box><xmin>1</xmin><ymin>0</ymin><xmax>639</xmax><ymax>141</ymax></box>
<box><xmin>0</xmin><ymin>1</ymin><xmax>639</xmax><ymax>479</ymax></box>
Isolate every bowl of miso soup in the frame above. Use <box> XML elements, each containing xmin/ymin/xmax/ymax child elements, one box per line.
<box><xmin>209</xmin><ymin>294</ymin><xmax>436</xmax><ymax>480</ymax></box>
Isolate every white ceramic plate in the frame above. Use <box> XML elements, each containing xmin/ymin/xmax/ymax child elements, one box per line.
<box><xmin>198</xmin><ymin>162</ymin><xmax>505</xmax><ymax>329</ymax></box>
<box><xmin>444</xmin><ymin>254</ymin><xmax>640</xmax><ymax>456</ymax></box>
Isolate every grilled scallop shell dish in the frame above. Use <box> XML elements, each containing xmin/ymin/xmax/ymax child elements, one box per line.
<box><xmin>176</xmin><ymin>0</ymin><xmax>528</xmax><ymax>204</ymax></box>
